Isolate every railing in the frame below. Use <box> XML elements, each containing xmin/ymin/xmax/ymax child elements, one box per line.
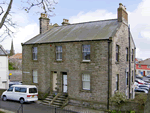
<box><xmin>17</xmin><ymin>103</ymin><xmax>23</xmax><ymax>113</ymax></box>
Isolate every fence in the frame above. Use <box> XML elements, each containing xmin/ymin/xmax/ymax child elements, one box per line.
<box><xmin>16</xmin><ymin>103</ymin><xmax>78</xmax><ymax>113</ymax></box>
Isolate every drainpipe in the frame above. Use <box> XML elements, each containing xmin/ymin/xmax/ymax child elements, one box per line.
<box><xmin>128</xmin><ymin>25</ymin><xmax>131</xmax><ymax>99</ymax></box>
<box><xmin>107</xmin><ymin>39</ymin><xmax>111</xmax><ymax>110</ymax></box>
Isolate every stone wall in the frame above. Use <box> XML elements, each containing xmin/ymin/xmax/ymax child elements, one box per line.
<box><xmin>111</xmin><ymin>22</ymin><xmax>135</xmax><ymax>98</ymax></box>
<box><xmin>9</xmin><ymin>70</ymin><xmax>22</xmax><ymax>82</ymax></box>
<box><xmin>22</xmin><ymin>40</ymin><xmax>109</xmax><ymax>102</ymax></box>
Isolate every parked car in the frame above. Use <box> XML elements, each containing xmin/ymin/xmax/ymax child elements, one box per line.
<box><xmin>136</xmin><ymin>75</ymin><xmax>143</xmax><ymax>79</ymax></box>
<box><xmin>134</xmin><ymin>89</ymin><xmax>148</xmax><ymax>94</ymax></box>
<box><xmin>137</xmin><ymin>87</ymin><xmax>149</xmax><ymax>91</ymax></box>
<box><xmin>138</xmin><ymin>84</ymin><xmax>149</xmax><ymax>88</ymax></box>
<box><xmin>134</xmin><ymin>82</ymin><xmax>139</xmax><ymax>89</ymax></box>
<box><xmin>1</xmin><ymin>85</ymin><xmax>38</xmax><ymax>103</ymax></box>
<box><xmin>135</xmin><ymin>79</ymin><xmax>146</xmax><ymax>84</ymax></box>
<box><xmin>146</xmin><ymin>75</ymin><xmax>150</xmax><ymax>78</ymax></box>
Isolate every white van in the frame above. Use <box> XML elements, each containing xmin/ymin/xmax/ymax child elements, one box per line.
<box><xmin>1</xmin><ymin>85</ymin><xmax>38</xmax><ymax>103</ymax></box>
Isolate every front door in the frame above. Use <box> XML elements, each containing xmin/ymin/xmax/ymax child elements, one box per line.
<box><xmin>63</xmin><ymin>75</ymin><xmax>67</xmax><ymax>93</ymax></box>
<box><xmin>143</xmin><ymin>71</ymin><xmax>145</xmax><ymax>76</ymax></box>
<box><xmin>53</xmin><ymin>72</ymin><xmax>57</xmax><ymax>91</ymax></box>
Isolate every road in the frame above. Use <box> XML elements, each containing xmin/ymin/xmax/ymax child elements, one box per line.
<box><xmin>0</xmin><ymin>99</ymin><xmax>75</xmax><ymax>113</ymax></box>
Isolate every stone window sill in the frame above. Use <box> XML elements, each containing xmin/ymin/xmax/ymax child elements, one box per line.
<box><xmin>31</xmin><ymin>83</ymin><xmax>39</xmax><ymax>86</ymax></box>
<box><xmin>55</xmin><ymin>59</ymin><xmax>63</xmax><ymax>62</ymax></box>
<box><xmin>115</xmin><ymin>61</ymin><xmax>119</xmax><ymax>64</ymax></box>
<box><xmin>32</xmin><ymin>59</ymin><xmax>38</xmax><ymax>62</ymax></box>
<box><xmin>82</xmin><ymin>60</ymin><xmax>91</xmax><ymax>63</ymax></box>
<box><xmin>80</xmin><ymin>89</ymin><xmax>91</xmax><ymax>93</ymax></box>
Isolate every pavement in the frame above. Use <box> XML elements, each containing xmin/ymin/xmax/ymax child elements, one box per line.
<box><xmin>0</xmin><ymin>108</ymin><xmax>15</xmax><ymax>113</ymax></box>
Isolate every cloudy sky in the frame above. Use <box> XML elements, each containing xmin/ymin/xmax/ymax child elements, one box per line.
<box><xmin>0</xmin><ymin>0</ymin><xmax>149</xmax><ymax>60</ymax></box>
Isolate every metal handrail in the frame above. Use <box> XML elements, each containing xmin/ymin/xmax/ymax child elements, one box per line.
<box><xmin>17</xmin><ymin>103</ymin><xmax>23</xmax><ymax>113</ymax></box>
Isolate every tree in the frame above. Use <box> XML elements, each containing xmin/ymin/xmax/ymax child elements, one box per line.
<box><xmin>0</xmin><ymin>0</ymin><xmax>57</xmax><ymax>42</ymax></box>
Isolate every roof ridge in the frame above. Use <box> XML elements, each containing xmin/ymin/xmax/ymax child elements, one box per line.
<box><xmin>54</xmin><ymin>18</ymin><xmax>118</xmax><ymax>27</ymax></box>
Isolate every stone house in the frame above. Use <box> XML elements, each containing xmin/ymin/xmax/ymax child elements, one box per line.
<box><xmin>0</xmin><ymin>45</ymin><xmax>9</xmax><ymax>89</ymax></box>
<box><xmin>22</xmin><ymin>3</ymin><xmax>136</xmax><ymax>109</ymax></box>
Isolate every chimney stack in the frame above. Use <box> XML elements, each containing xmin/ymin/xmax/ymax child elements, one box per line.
<box><xmin>117</xmin><ymin>3</ymin><xmax>128</xmax><ymax>24</ymax></box>
<box><xmin>61</xmin><ymin>19</ymin><xmax>70</xmax><ymax>25</ymax></box>
<box><xmin>39</xmin><ymin>13</ymin><xmax>50</xmax><ymax>34</ymax></box>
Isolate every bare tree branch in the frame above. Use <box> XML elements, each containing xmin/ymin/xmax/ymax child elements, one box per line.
<box><xmin>0</xmin><ymin>0</ymin><xmax>13</xmax><ymax>29</ymax></box>
<box><xmin>0</xmin><ymin>0</ymin><xmax>57</xmax><ymax>42</ymax></box>
<box><xmin>0</xmin><ymin>6</ymin><xmax>4</xmax><ymax>15</ymax></box>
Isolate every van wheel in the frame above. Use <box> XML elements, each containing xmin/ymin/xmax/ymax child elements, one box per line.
<box><xmin>2</xmin><ymin>96</ymin><xmax>7</xmax><ymax>101</ymax></box>
<box><xmin>20</xmin><ymin>98</ymin><xmax>25</xmax><ymax>104</ymax></box>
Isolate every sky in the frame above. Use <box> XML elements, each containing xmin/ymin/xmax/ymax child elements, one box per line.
<box><xmin>0</xmin><ymin>0</ymin><xmax>150</xmax><ymax>60</ymax></box>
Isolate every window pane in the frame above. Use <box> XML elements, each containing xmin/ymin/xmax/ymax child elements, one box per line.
<box><xmin>56</xmin><ymin>46</ymin><xmax>62</xmax><ymax>60</ymax></box>
<box><xmin>15</xmin><ymin>87</ymin><xmax>20</xmax><ymax>92</ymax></box>
<box><xmin>7</xmin><ymin>87</ymin><xmax>13</xmax><ymax>91</ymax></box>
<box><xmin>33</xmin><ymin>70</ymin><xmax>38</xmax><ymax>83</ymax></box>
<box><xmin>29</xmin><ymin>88</ymin><xmax>37</xmax><ymax>93</ymax></box>
<box><xmin>83</xmin><ymin>81</ymin><xmax>90</xmax><ymax>90</ymax></box>
<box><xmin>33</xmin><ymin>47</ymin><xmax>37</xmax><ymax>60</ymax></box>
<box><xmin>20</xmin><ymin>88</ymin><xmax>27</xmax><ymax>93</ymax></box>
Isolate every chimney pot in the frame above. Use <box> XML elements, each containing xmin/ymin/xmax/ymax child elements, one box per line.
<box><xmin>62</xmin><ymin>19</ymin><xmax>70</xmax><ymax>25</ymax></box>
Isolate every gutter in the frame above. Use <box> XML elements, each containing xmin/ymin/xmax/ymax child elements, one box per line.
<box><xmin>107</xmin><ymin>39</ymin><xmax>112</xmax><ymax>110</ymax></box>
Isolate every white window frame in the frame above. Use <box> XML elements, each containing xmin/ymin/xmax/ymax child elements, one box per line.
<box><xmin>82</xmin><ymin>45</ymin><xmax>90</xmax><ymax>61</ymax></box>
<box><xmin>56</xmin><ymin>46</ymin><xmax>62</xmax><ymax>61</ymax></box>
<box><xmin>33</xmin><ymin>70</ymin><xmax>38</xmax><ymax>83</ymax></box>
<box><xmin>82</xmin><ymin>74</ymin><xmax>90</xmax><ymax>90</ymax></box>
<box><xmin>33</xmin><ymin>47</ymin><xmax>37</xmax><ymax>60</ymax></box>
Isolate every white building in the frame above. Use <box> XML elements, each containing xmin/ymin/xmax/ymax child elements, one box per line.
<box><xmin>0</xmin><ymin>45</ymin><xmax>9</xmax><ymax>89</ymax></box>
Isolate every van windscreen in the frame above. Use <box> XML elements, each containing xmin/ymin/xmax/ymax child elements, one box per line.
<box><xmin>29</xmin><ymin>88</ymin><xmax>37</xmax><ymax>93</ymax></box>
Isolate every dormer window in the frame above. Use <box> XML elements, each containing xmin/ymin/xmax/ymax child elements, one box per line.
<box><xmin>32</xmin><ymin>47</ymin><xmax>37</xmax><ymax>60</ymax></box>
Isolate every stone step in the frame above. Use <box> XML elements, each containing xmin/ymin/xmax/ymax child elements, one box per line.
<box><xmin>43</xmin><ymin>100</ymin><xmax>51</xmax><ymax>103</ymax></box>
<box><xmin>53</xmin><ymin>99</ymin><xmax>64</xmax><ymax>103</ymax></box>
<box><xmin>59</xmin><ymin>96</ymin><xmax>67</xmax><ymax>98</ymax></box>
<box><xmin>47</xmin><ymin>96</ymin><xmax>54</xmax><ymax>98</ymax></box>
<box><xmin>57</xmin><ymin>98</ymin><xmax>66</xmax><ymax>100</ymax></box>
<box><xmin>45</xmin><ymin>98</ymin><xmax>53</xmax><ymax>101</ymax></box>
<box><xmin>52</xmin><ymin>102</ymin><xmax>62</xmax><ymax>106</ymax></box>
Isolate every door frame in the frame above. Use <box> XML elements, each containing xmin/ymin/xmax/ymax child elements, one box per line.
<box><xmin>53</xmin><ymin>71</ymin><xmax>57</xmax><ymax>92</ymax></box>
<box><xmin>62</xmin><ymin>72</ymin><xmax>67</xmax><ymax>93</ymax></box>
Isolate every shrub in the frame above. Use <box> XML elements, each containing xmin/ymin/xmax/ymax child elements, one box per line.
<box><xmin>110</xmin><ymin>91</ymin><xmax>127</xmax><ymax>111</ymax></box>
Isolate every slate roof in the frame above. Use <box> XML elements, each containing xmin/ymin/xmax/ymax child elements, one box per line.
<box><xmin>24</xmin><ymin>19</ymin><xmax>121</xmax><ymax>44</ymax></box>
<box><xmin>138</xmin><ymin>58</ymin><xmax>150</xmax><ymax>65</ymax></box>
<box><xmin>0</xmin><ymin>45</ymin><xmax>8</xmax><ymax>56</ymax></box>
